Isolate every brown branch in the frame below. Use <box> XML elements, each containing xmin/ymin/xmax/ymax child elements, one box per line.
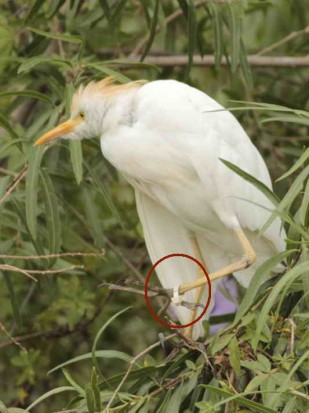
<box><xmin>0</xmin><ymin>320</ymin><xmax>27</xmax><ymax>352</ymax></box>
<box><xmin>104</xmin><ymin>333</ymin><xmax>177</xmax><ymax>412</ymax></box>
<box><xmin>0</xmin><ymin>164</ymin><xmax>27</xmax><ymax>206</ymax></box>
<box><xmin>257</xmin><ymin>25</ymin><xmax>309</xmax><ymax>56</ymax></box>
<box><xmin>0</xmin><ymin>250</ymin><xmax>105</xmax><ymax>260</ymax></box>
<box><xmin>130</xmin><ymin>0</ymin><xmax>228</xmax><ymax>57</ymax></box>
<box><xmin>115</xmin><ymin>54</ymin><xmax>309</xmax><ymax>68</ymax></box>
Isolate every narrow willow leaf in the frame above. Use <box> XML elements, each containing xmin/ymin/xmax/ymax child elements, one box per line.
<box><xmin>208</xmin><ymin>3</ymin><xmax>223</xmax><ymax>67</ymax></box>
<box><xmin>83</xmin><ymin>161</ymin><xmax>123</xmax><ymax>226</ymax></box>
<box><xmin>91</xmin><ymin>368</ymin><xmax>102</xmax><ymax>411</ymax></box>
<box><xmin>26</xmin><ymin>0</ymin><xmax>46</xmax><ymax>22</ymax></box>
<box><xmin>139</xmin><ymin>0</ymin><xmax>151</xmax><ymax>27</ymax></box>
<box><xmin>0</xmin><ymin>90</ymin><xmax>54</xmax><ymax>106</ymax></box>
<box><xmin>0</xmin><ymin>113</ymin><xmax>19</xmax><ymax>140</ymax></box>
<box><xmin>110</xmin><ymin>0</ymin><xmax>127</xmax><ymax>25</ymax></box>
<box><xmin>87</xmin><ymin>63</ymin><xmax>131</xmax><ymax>83</ymax></box>
<box><xmin>18</xmin><ymin>56</ymin><xmax>72</xmax><ymax>74</ymax></box>
<box><xmin>81</xmin><ymin>186</ymin><xmax>104</xmax><ymax>248</ymax></box>
<box><xmin>25</xmin><ymin>387</ymin><xmax>75</xmax><ymax>412</ymax></box>
<box><xmin>261</xmin><ymin>114</ymin><xmax>309</xmax><ymax>126</ymax></box>
<box><xmin>40</xmin><ymin>170</ymin><xmax>61</xmax><ymax>257</ymax></box>
<box><xmin>62</xmin><ymin>369</ymin><xmax>85</xmax><ymax>396</ymax></box>
<box><xmin>28</xmin><ymin>27</ymin><xmax>83</xmax><ymax>44</ymax></box>
<box><xmin>260</xmin><ymin>164</ymin><xmax>309</xmax><ymax>236</ymax></box>
<box><xmin>0</xmin><ymin>139</ymin><xmax>27</xmax><ymax>156</ymax></box>
<box><xmin>85</xmin><ymin>384</ymin><xmax>95</xmax><ymax>413</ymax></box>
<box><xmin>276</xmin><ymin>147</ymin><xmax>309</xmax><ymax>182</ymax></box>
<box><xmin>234</xmin><ymin>250</ymin><xmax>294</xmax><ymax>324</ymax></box>
<box><xmin>186</xmin><ymin>0</ymin><xmax>196</xmax><ymax>78</ymax></box>
<box><xmin>226</xmin><ymin>3</ymin><xmax>241</xmax><ymax>73</ymax></box>
<box><xmin>98</xmin><ymin>0</ymin><xmax>111</xmax><ymax>21</ymax></box>
<box><xmin>300</xmin><ymin>178</ymin><xmax>309</xmax><ymax>226</ymax></box>
<box><xmin>69</xmin><ymin>140</ymin><xmax>83</xmax><ymax>185</ymax></box>
<box><xmin>252</xmin><ymin>261</ymin><xmax>309</xmax><ymax>350</ymax></box>
<box><xmin>239</xmin><ymin>39</ymin><xmax>253</xmax><ymax>87</ymax></box>
<box><xmin>92</xmin><ymin>307</ymin><xmax>131</xmax><ymax>380</ymax></box>
<box><xmin>48</xmin><ymin>350</ymin><xmax>132</xmax><ymax>374</ymax></box>
<box><xmin>211</xmin><ymin>333</ymin><xmax>234</xmax><ymax>354</ymax></box>
<box><xmin>177</xmin><ymin>0</ymin><xmax>188</xmax><ymax>18</ymax></box>
<box><xmin>2</xmin><ymin>272</ymin><xmax>21</xmax><ymax>326</ymax></box>
<box><xmin>141</xmin><ymin>0</ymin><xmax>160</xmax><ymax>61</ymax></box>
<box><xmin>201</xmin><ymin>386</ymin><xmax>278</xmax><ymax>413</ymax></box>
<box><xmin>26</xmin><ymin>146</ymin><xmax>44</xmax><ymax>240</ymax></box>
<box><xmin>220</xmin><ymin>159</ymin><xmax>280</xmax><ymax>206</ymax></box>
<box><xmin>228</xmin><ymin>337</ymin><xmax>241</xmax><ymax>376</ymax></box>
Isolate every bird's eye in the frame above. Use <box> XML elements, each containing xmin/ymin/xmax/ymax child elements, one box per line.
<box><xmin>79</xmin><ymin>112</ymin><xmax>85</xmax><ymax>119</ymax></box>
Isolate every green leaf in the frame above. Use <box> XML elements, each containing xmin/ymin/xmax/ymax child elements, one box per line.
<box><xmin>201</xmin><ymin>386</ymin><xmax>278</xmax><ymax>413</ymax></box>
<box><xmin>25</xmin><ymin>387</ymin><xmax>76</xmax><ymax>412</ymax></box>
<box><xmin>62</xmin><ymin>369</ymin><xmax>85</xmax><ymax>396</ymax></box>
<box><xmin>228</xmin><ymin>337</ymin><xmax>241</xmax><ymax>376</ymax></box>
<box><xmin>186</xmin><ymin>0</ymin><xmax>197</xmax><ymax>79</ymax></box>
<box><xmin>83</xmin><ymin>161</ymin><xmax>123</xmax><ymax>226</ymax></box>
<box><xmin>276</xmin><ymin>147</ymin><xmax>309</xmax><ymax>182</ymax></box>
<box><xmin>98</xmin><ymin>0</ymin><xmax>111</xmax><ymax>21</ymax></box>
<box><xmin>92</xmin><ymin>307</ymin><xmax>131</xmax><ymax>379</ymax></box>
<box><xmin>226</xmin><ymin>3</ymin><xmax>242</xmax><ymax>73</ymax></box>
<box><xmin>0</xmin><ymin>90</ymin><xmax>54</xmax><ymax>106</ymax></box>
<box><xmin>86</xmin><ymin>63</ymin><xmax>131</xmax><ymax>83</ymax></box>
<box><xmin>18</xmin><ymin>56</ymin><xmax>72</xmax><ymax>74</ymax></box>
<box><xmin>2</xmin><ymin>272</ymin><xmax>21</xmax><ymax>326</ymax></box>
<box><xmin>220</xmin><ymin>158</ymin><xmax>280</xmax><ymax>206</ymax></box>
<box><xmin>234</xmin><ymin>250</ymin><xmax>294</xmax><ymax>323</ymax></box>
<box><xmin>69</xmin><ymin>140</ymin><xmax>83</xmax><ymax>185</ymax></box>
<box><xmin>141</xmin><ymin>0</ymin><xmax>160</xmax><ymax>61</ymax></box>
<box><xmin>252</xmin><ymin>262</ymin><xmax>309</xmax><ymax>349</ymax></box>
<box><xmin>85</xmin><ymin>383</ymin><xmax>95</xmax><ymax>413</ymax></box>
<box><xmin>26</xmin><ymin>146</ymin><xmax>44</xmax><ymax>240</ymax></box>
<box><xmin>28</xmin><ymin>27</ymin><xmax>83</xmax><ymax>44</ymax></box>
<box><xmin>40</xmin><ymin>170</ymin><xmax>61</xmax><ymax>257</ymax></box>
<box><xmin>0</xmin><ymin>113</ymin><xmax>19</xmax><ymax>140</ymax></box>
<box><xmin>208</xmin><ymin>3</ymin><xmax>223</xmax><ymax>68</ymax></box>
<box><xmin>48</xmin><ymin>350</ymin><xmax>132</xmax><ymax>374</ymax></box>
<box><xmin>210</xmin><ymin>333</ymin><xmax>234</xmax><ymax>354</ymax></box>
<box><xmin>26</xmin><ymin>0</ymin><xmax>46</xmax><ymax>22</ymax></box>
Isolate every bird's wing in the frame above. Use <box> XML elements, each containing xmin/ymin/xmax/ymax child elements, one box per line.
<box><xmin>134</xmin><ymin>80</ymin><xmax>285</xmax><ymax>253</ymax></box>
<box><xmin>135</xmin><ymin>189</ymin><xmax>220</xmax><ymax>340</ymax></box>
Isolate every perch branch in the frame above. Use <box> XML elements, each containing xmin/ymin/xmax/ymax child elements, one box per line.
<box><xmin>104</xmin><ymin>333</ymin><xmax>177</xmax><ymax>412</ymax></box>
<box><xmin>116</xmin><ymin>54</ymin><xmax>309</xmax><ymax>68</ymax></box>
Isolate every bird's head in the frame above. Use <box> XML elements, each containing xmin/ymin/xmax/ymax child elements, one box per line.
<box><xmin>34</xmin><ymin>76</ymin><xmax>146</xmax><ymax>146</ymax></box>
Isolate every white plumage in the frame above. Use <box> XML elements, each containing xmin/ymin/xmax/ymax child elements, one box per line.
<box><xmin>35</xmin><ymin>78</ymin><xmax>286</xmax><ymax>339</ymax></box>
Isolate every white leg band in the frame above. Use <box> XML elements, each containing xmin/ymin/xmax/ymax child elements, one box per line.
<box><xmin>171</xmin><ymin>285</ymin><xmax>183</xmax><ymax>306</ymax></box>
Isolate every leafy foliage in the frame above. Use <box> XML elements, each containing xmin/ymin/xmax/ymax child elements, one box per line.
<box><xmin>0</xmin><ymin>0</ymin><xmax>308</xmax><ymax>412</ymax></box>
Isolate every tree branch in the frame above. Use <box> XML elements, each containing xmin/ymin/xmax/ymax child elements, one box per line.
<box><xmin>115</xmin><ymin>54</ymin><xmax>309</xmax><ymax>68</ymax></box>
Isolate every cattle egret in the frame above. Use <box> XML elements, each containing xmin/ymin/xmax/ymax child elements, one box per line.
<box><xmin>34</xmin><ymin>77</ymin><xmax>285</xmax><ymax>339</ymax></box>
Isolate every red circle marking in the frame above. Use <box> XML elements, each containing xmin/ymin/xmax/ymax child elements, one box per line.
<box><xmin>144</xmin><ymin>253</ymin><xmax>212</xmax><ymax>329</ymax></box>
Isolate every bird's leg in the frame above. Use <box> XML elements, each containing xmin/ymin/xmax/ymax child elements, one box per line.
<box><xmin>184</xmin><ymin>234</ymin><xmax>209</xmax><ymax>339</ymax></box>
<box><xmin>179</xmin><ymin>228</ymin><xmax>257</xmax><ymax>295</ymax></box>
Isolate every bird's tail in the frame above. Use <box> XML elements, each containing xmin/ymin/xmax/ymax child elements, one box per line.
<box><xmin>135</xmin><ymin>189</ymin><xmax>225</xmax><ymax>339</ymax></box>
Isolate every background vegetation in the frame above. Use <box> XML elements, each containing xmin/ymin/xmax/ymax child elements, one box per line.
<box><xmin>0</xmin><ymin>0</ymin><xmax>308</xmax><ymax>412</ymax></box>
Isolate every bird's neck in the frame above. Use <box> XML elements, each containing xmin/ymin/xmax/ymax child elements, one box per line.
<box><xmin>102</xmin><ymin>88</ymin><xmax>139</xmax><ymax>134</ymax></box>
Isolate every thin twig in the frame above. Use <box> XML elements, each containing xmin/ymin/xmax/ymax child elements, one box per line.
<box><xmin>0</xmin><ymin>250</ymin><xmax>105</xmax><ymax>260</ymax></box>
<box><xmin>0</xmin><ymin>164</ymin><xmax>27</xmax><ymax>206</ymax></box>
<box><xmin>0</xmin><ymin>264</ymin><xmax>37</xmax><ymax>282</ymax></box>
<box><xmin>257</xmin><ymin>25</ymin><xmax>309</xmax><ymax>56</ymax></box>
<box><xmin>130</xmin><ymin>0</ymin><xmax>225</xmax><ymax>57</ymax></box>
<box><xmin>0</xmin><ymin>320</ymin><xmax>27</xmax><ymax>353</ymax></box>
<box><xmin>103</xmin><ymin>333</ymin><xmax>176</xmax><ymax>412</ymax></box>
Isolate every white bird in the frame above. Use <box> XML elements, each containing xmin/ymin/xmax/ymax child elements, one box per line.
<box><xmin>35</xmin><ymin>77</ymin><xmax>285</xmax><ymax>339</ymax></box>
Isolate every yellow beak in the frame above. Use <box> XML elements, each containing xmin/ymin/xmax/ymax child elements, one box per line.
<box><xmin>34</xmin><ymin>118</ymin><xmax>81</xmax><ymax>146</ymax></box>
